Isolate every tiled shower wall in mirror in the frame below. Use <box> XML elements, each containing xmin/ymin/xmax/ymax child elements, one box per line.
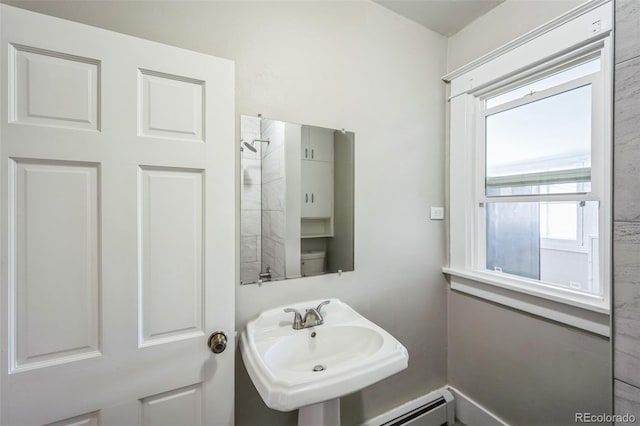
<box><xmin>240</xmin><ymin>116</ymin><xmax>262</xmax><ymax>283</ymax></box>
<box><xmin>260</xmin><ymin>119</ymin><xmax>286</xmax><ymax>280</ymax></box>
<box><xmin>613</xmin><ymin>0</ymin><xmax>640</xmax><ymax>416</ymax></box>
<box><xmin>240</xmin><ymin>116</ymin><xmax>287</xmax><ymax>284</ymax></box>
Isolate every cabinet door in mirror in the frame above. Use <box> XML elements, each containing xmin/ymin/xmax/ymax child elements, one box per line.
<box><xmin>240</xmin><ymin>115</ymin><xmax>354</xmax><ymax>284</ymax></box>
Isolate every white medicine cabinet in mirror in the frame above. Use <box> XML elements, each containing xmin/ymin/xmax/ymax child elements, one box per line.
<box><xmin>240</xmin><ymin>115</ymin><xmax>354</xmax><ymax>285</ymax></box>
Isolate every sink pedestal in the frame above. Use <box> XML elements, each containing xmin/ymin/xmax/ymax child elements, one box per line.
<box><xmin>298</xmin><ymin>399</ymin><xmax>340</xmax><ymax>426</ymax></box>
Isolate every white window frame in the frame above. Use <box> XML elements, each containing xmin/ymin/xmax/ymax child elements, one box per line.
<box><xmin>476</xmin><ymin>57</ymin><xmax>603</xmax><ymax>288</ymax></box>
<box><xmin>443</xmin><ymin>0</ymin><xmax>612</xmax><ymax>336</ymax></box>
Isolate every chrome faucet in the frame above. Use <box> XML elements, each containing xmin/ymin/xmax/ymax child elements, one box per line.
<box><xmin>258</xmin><ymin>266</ymin><xmax>272</xmax><ymax>281</ymax></box>
<box><xmin>283</xmin><ymin>308</ymin><xmax>303</xmax><ymax>329</ymax></box>
<box><xmin>303</xmin><ymin>308</ymin><xmax>322</xmax><ymax>328</ymax></box>
<box><xmin>284</xmin><ymin>300</ymin><xmax>330</xmax><ymax>330</ymax></box>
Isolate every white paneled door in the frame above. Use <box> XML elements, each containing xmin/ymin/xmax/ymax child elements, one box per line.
<box><xmin>0</xmin><ymin>5</ymin><xmax>235</xmax><ymax>425</ymax></box>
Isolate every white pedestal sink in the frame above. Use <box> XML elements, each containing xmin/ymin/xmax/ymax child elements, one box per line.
<box><xmin>240</xmin><ymin>298</ymin><xmax>409</xmax><ymax>426</ymax></box>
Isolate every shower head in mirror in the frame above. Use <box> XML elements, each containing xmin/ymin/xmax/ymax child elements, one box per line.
<box><xmin>241</xmin><ymin>138</ymin><xmax>269</xmax><ymax>153</ymax></box>
<box><xmin>243</xmin><ymin>140</ymin><xmax>258</xmax><ymax>152</ymax></box>
<box><xmin>246</xmin><ymin>139</ymin><xmax>270</xmax><ymax>151</ymax></box>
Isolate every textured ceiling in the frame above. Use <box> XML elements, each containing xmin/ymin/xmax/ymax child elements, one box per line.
<box><xmin>373</xmin><ymin>0</ymin><xmax>505</xmax><ymax>36</ymax></box>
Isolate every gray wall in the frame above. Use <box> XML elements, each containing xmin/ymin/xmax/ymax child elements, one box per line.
<box><xmin>446</xmin><ymin>0</ymin><xmax>587</xmax><ymax>71</ymax></box>
<box><xmin>448</xmin><ymin>292</ymin><xmax>610</xmax><ymax>425</ymax></box>
<box><xmin>446</xmin><ymin>1</ymin><xmax>612</xmax><ymax>424</ymax></box>
<box><xmin>3</xmin><ymin>2</ymin><xmax>449</xmax><ymax>425</ymax></box>
<box><xmin>613</xmin><ymin>0</ymin><xmax>640</xmax><ymax>417</ymax></box>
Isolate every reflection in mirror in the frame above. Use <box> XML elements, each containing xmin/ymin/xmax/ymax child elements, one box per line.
<box><xmin>240</xmin><ymin>115</ymin><xmax>354</xmax><ymax>284</ymax></box>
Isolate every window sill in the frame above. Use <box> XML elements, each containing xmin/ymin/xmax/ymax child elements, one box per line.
<box><xmin>442</xmin><ymin>267</ymin><xmax>610</xmax><ymax>337</ymax></box>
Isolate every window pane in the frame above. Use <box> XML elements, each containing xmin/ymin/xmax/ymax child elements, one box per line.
<box><xmin>485</xmin><ymin>85</ymin><xmax>592</xmax><ymax>196</ymax></box>
<box><xmin>540</xmin><ymin>202</ymin><xmax>578</xmax><ymax>241</ymax></box>
<box><xmin>486</xmin><ymin>58</ymin><xmax>599</xmax><ymax>109</ymax></box>
<box><xmin>486</xmin><ymin>201</ymin><xmax>599</xmax><ymax>295</ymax></box>
<box><xmin>486</xmin><ymin>202</ymin><xmax>540</xmax><ymax>280</ymax></box>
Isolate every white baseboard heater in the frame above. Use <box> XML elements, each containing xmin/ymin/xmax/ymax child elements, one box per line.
<box><xmin>364</xmin><ymin>388</ymin><xmax>455</xmax><ymax>426</ymax></box>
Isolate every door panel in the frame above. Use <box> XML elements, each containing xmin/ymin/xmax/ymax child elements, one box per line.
<box><xmin>11</xmin><ymin>44</ymin><xmax>100</xmax><ymax>130</ymax></box>
<box><xmin>46</xmin><ymin>411</ymin><xmax>100</xmax><ymax>426</ymax></box>
<box><xmin>139</xmin><ymin>167</ymin><xmax>204</xmax><ymax>346</ymax></box>
<box><xmin>141</xmin><ymin>385</ymin><xmax>203</xmax><ymax>426</ymax></box>
<box><xmin>11</xmin><ymin>159</ymin><xmax>101</xmax><ymax>371</ymax></box>
<box><xmin>1</xmin><ymin>5</ymin><xmax>235</xmax><ymax>425</ymax></box>
<box><xmin>139</xmin><ymin>70</ymin><xmax>204</xmax><ymax>142</ymax></box>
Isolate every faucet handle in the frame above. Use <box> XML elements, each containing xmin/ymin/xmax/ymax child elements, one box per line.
<box><xmin>284</xmin><ymin>308</ymin><xmax>303</xmax><ymax>329</ymax></box>
<box><xmin>315</xmin><ymin>300</ymin><xmax>330</xmax><ymax>315</ymax></box>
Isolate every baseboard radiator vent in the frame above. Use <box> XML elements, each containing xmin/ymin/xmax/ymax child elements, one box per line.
<box><xmin>363</xmin><ymin>388</ymin><xmax>455</xmax><ymax>426</ymax></box>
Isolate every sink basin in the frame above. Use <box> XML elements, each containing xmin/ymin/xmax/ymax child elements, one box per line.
<box><xmin>264</xmin><ymin>325</ymin><xmax>384</xmax><ymax>373</ymax></box>
<box><xmin>240</xmin><ymin>298</ymin><xmax>409</xmax><ymax>411</ymax></box>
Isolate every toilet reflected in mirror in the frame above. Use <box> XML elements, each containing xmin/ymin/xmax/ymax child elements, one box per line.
<box><xmin>240</xmin><ymin>115</ymin><xmax>354</xmax><ymax>285</ymax></box>
<box><xmin>301</xmin><ymin>250</ymin><xmax>326</xmax><ymax>276</ymax></box>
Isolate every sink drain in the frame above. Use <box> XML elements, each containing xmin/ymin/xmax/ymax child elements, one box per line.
<box><xmin>312</xmin><ymin>365</ymin><xmax>326</xmax><ymax>372</ymax></box>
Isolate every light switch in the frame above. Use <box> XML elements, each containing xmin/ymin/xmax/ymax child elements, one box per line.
<box><xmin>430</xmin><ymin>207</ymin><xmax>444</xmax><ymax>220</ymax></box>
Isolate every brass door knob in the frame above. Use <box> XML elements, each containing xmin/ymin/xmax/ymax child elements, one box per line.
<box><xmin>208</xmin><ymin>331</ymin><xmax>227</xmax><ymax>353</ymax></box>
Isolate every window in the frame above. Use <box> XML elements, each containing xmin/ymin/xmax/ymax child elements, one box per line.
<box><xmin>444</xmin><ymin>2</ymin><xmax>612</xmax><ymax>331</ymax></box>
<box><xmin>482</xmin><ymin>58</ymin><xmax>602</xmax><ymax>296</ymax></box>
<box><xmin>485</xmin><ymin>81</ymin><xmax>593</xmax><ymax>197</ymax></box>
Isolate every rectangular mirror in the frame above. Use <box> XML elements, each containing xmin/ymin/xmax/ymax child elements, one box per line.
<box><xmin>240</xmin><ymin>115</ymin><xmax>354</xmax><ymax>284</ymax></box>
